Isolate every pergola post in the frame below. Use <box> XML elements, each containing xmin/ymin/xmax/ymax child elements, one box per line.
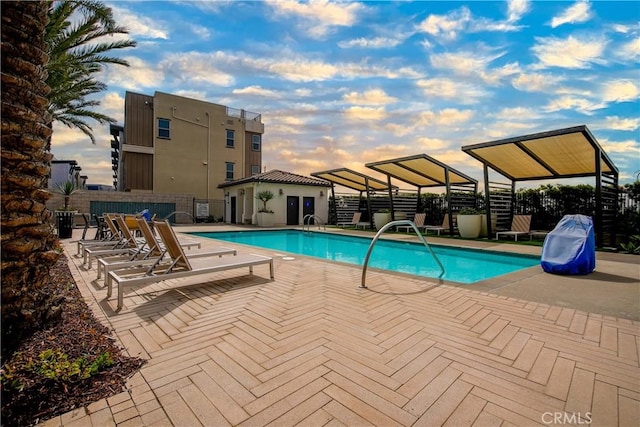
<box><xmin>483</xmin><ymin>164</ymin><xmax>492</xmax><ymax>238</ymax></box>
<box><xmin>386</xmin><ymin>175</ymin><xmax>395</xmax><ymax>221</ymax></box>
<box><xmin>595</xmin><ymin>148</ymin><xmax>603</xmax><ymax>247</ymax></box>
<box><xmin>330</xmin><ymin>183</ymin><xmax>337</xmax><ymax>225</ymax></box>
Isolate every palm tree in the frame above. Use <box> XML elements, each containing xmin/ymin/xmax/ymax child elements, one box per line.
<box><xmin>55</xmin><ymin>180</ymin><xmax>79</xmax><ymax>210</ymax></box>
<box><xmin>1</xmin><ymin>0</ymin><xmax>63</xmax><ymax>357</ymax></box>
<box><xmin>45</xmin><ymin>0</ymin><xmax>136</xmax><ymax>146</ymax></box>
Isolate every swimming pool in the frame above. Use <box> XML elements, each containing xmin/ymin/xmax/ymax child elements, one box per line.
<box><xmin>190</xmin><ymin>230</ymin><xmax>540</xmax><ymax>284</ymax></box>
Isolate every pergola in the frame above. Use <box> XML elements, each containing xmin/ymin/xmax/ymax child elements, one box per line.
<box><xmin>311</xmin><ymin>168</ymin><xmax>397</xmax><ymax>227</ymax></box>
<box><xmin>366</xmin><ymin>154</ymin><xmax>478</xmax><ymax>234</ymax></box>
<box><xmin>461</xmin><ymin>125</ymin><xmax>619</xmax><ymax>247</ymax></box>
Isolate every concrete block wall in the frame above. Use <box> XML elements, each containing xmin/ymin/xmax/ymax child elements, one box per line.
<box><xmin>46</xmin><ymin>191</ymin><xmax>196</xmax><ymax>224</ymax></box>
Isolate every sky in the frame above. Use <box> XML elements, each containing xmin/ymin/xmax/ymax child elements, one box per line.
<box><xmin>50</xmin><ymin>0</ymin><xmax>640</xmax><ymax>191</ymax></box>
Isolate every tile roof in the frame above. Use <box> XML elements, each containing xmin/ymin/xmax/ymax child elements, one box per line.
<box><xmin>218</xmin><ymin>169</ymin><xmax>331</xmax><ymax>188</ymax></box>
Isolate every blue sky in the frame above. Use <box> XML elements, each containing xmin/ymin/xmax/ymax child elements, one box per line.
<box><xmin>51</xmin><ymin>0</ymin><xmax>640</xmax><ymax>189</ymax></box>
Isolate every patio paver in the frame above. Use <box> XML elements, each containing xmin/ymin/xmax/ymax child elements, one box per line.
<box><xmin>51</xmin><ymin>226</ymin><xmax>639</xmax><ymax>426</ymax></box>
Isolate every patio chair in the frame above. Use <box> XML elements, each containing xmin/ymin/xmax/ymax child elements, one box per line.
<box><xmin>337</xmin><ymin>211</ymin><xmax>362</xmax><ymax>227</ymax></box>
<box><xmin>75</xmin><ymin>213</ymin><xmax>121</xmax><ymax>255</ymax></box>
<box><xmin>424</xmin><ymin>214</ymin><xmax>451</xmax><ymax>236</ymax></box>
<box><xmin>83</xmin><ymin>215</ymin><xmax>148</xmax><ymax>268</ymax></box>
<box><xmin>107</xmin><ymin>219</ymin><xmax>274</xmax><ymax>310</ymax></box>
<box><xmin>396</xmin><ymin>213</ymin><xmax>427</xmax><ymax>233</ymax></box>
<box><xmin>496</xmin><ymin>215</ymin><xmax>532</xmax><ymax>241</ymax></box>
<box><xmin>97</xmin><ymin>217</ymin><xmax>235</xmax><ymax>281</ymax></box>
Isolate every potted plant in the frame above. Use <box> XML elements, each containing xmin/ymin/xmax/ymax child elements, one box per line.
<box><xmin>256</xmin><ymin>190</ymin><xmax>275</xmax><ymax>227</ymax></box>
<box><xmin>54</xmin><ymin>180</ymin><xmax>79</xmax><ymax>238</ymax></box>
<box><xmin>457</xmin><ymin>207</ymin><xmax>482</xmax><ymax>238</ymax></box>
<box><xmin>373</xmin><ymin>208</ymin><xmax>392</xmax><ymax>230</ymax></box>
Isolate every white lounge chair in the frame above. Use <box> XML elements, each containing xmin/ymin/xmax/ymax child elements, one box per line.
<box><xmin>97</xmin><ymin>217</ymin><xmax>234</xmax><ymax>280</ymax></box>
<box><xmin>75</xmin><ymin>213</ymin><xmax>123</xmax><ymax>256</ymax></box>
<box><xmin>337</xmin><ymin>212</ymin><xmax>362</xmax><ymax>227</ymax></box>
<box><xmin>396</xmin><ymin>213</ymin><xmax>427</xmax><ymax>233</ymax></box>
<box><xmin>496</xmin><ymin>215</ymin><xmax>532</xmax><ymax>241</ymax></box>
<box><xmin>424</xmin><ymin>214</ymin><xmax>451</xmax><ymax>236</ymax></box>
<box><xmin>107</xmin><ymin>220</ymin><xmax>274</xmax><ymax>310</ymax></box>
<box><xmin>83</xmin><ymin>215</ymin><xmax>149</xmax><ymax>268</ymax></box>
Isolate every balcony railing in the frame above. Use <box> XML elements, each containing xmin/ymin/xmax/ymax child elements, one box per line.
<box><xmin>226</xmin><ymin>107</ymin><xmax>261</xmax><ymax>122</ymax></box>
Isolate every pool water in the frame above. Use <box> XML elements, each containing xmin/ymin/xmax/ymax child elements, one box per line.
<box><xmin>190</xmin><ymin>230</ymin><xmax>540</xmax><ymax>284</ymax></box>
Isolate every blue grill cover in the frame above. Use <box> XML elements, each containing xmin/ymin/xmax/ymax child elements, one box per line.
<box><xmin>541</xmin><ymin>214</ymin><xmax>595</xmax><ymax>275</ymax></box>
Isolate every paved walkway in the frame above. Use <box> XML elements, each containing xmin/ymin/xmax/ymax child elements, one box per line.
<box><xmin>43</xmin><ymin>226</ymin><xmax>639</xmax><ymax>426</ymax></box>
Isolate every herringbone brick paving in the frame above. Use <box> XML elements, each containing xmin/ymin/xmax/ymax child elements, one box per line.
<box><xmin>43</xmin><ymin>228</ymin><xmax>639</xmax><ymax>426</ymax></box>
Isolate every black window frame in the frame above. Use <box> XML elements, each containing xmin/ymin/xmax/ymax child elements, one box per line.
<box><xmin>158</xmin><ymin>118</ymin><xmax>171</xmax><ymax>139</ymax></box>
<box><xmin>251</xmin><ymin>134</ymin><xmax>261</xmax><ymax>151</ymax></box>
<box><xmin>226</xmin><ymin>129</ymin><xmax>235</xmax><ymax>148</ymax></box>
<box><xmin>225</xmin><ymin>162</ymin><xmax>235</xmax><ymax>180</ymax></box>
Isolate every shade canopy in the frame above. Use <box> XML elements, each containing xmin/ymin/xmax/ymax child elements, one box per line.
<box><xmin>366</xmin><ymin>153</ymin><xmax>477</xmax><ymax>188</ymax></box>
<box><xmin>461</xmin><ymin>125</ymin><xmax>618</xmax><ymax>181</ymax></box>
<box><xmin>311</xmin><ymin>168</ymin><xmax>395</xmax><ymax>192</ymax></box>
<box><xmin>461</xmin><ymin>125</ymin><xmax>619</xmax><ymax>247</ymax></box>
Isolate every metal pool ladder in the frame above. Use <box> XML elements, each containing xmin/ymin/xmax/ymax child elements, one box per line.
<box><xmin>303</xmin><ymin>214</ymin><xmax>326</xmax><ymax>231</ymax></box>
<box><xmin>361</xmin><ymin>220</ymin><xmax>445</xmax><ymax>288</ymax></box>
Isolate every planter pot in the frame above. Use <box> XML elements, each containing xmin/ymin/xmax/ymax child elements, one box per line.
<box><xmin>56</xmin><ymin>210</ymin><xmax>77</xmax><ymax>239</ymax></box>
<box><xmin>457</xmin><ymin>214</ymin><xmax>482</xmax><ymax>238</ymax></box>
<box><xmin>373</xmin><ymin>212</ymin><xmax>391</xmax><ymax>230</ymax></box>
<box><xmin>480</xmin><ymin>214</ymin><xmax>498</xmax><ymax>238</ymax></box>
<box><xmin>256</xmin><ymin>212</ymin><xmax>274</xmax><ymax>227</ymax></box>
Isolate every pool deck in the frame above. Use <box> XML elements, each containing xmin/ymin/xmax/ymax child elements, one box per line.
<box><xmin>44</xmin><ymin>225</ymin><xmax>639</xmax><ymax>426</ymax></box>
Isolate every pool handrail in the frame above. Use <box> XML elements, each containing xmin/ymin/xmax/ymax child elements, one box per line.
<box><xmin>303</xmin><ymin>214</ymin><xmax>326</xmax><ymax>231</ymax></box>
<box><xmin>361</xmin><ymin>220</ymin><xmax>445</xmax><ymax>288</ymax></box>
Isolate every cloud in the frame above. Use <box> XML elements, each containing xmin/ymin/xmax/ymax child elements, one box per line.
<box><xmin>512</xmin><ymin>72</ymin><xmax>562</xmax><ymax>92</ymax></box>
<box><xmin>417</xmin><ymin>108</ymin><xmax>475</xmax><ymax>126</ymax></box>
<box><xmin>617</xmin><ymin>38</ymin><xmax>640</xmax><ymax>62</ymax></box>
<box><xmin>190</xmin><ymin>24</ymin><xmax>211</xmax><ymax>40</ymax></box>
<box><xmin>602</xmin><ymin>80</ymin><xmax>639</xmax><ymax>103</ymax></box>
<box><xmin>417</xmin><ymin>7</ymin><xmax>471</xmax><ymax>40</ymax></box>
<box><xmin>416</xmin><ymin>78</ymin><xmax>489</xmax><ymax>104</ymax></box>
<box><xmin>101</xmin><ymin>56</ymin><xmax>165</xmax><ymax>90</ymax></box>
<box><xmin>233</xmin><ymin>86</ymin><xmax>280</xmax><ymax>98</ymax></box>
<box><xmin>506</xmin><ymin>0</ymin><xmax>530</xmax><ymax>22</ymax></box>
<box><xmin>338</xmin><ymin>36</ymin><xmax>405</xmax><ymax>49</ymax></box>
<box><xmin>543</xmin><ymin>96</ymin><xmax>605</xmax><ymax>114</ymax></box>
<box><xmin>491</xmin><ymin>107</ymin><xmax>543</xmax><ymax>121</ymax></box>
<box><xmin>179</xmin><ymin>50</ymin><xmax>422</xmax><ymax>83</ymax></box>
<box><xmin>416</xmin><ymin>137</ymin><xmax>448</xmax><ymax>151</ymax></box>
<box><xmin>550</xmin><ymin>1</ymin><xmax>592</xmax><ymax>28</ymax></box>
<box><xmin>159</xmin><ymin>53</ymin><xmax>235</xmax><ymax>86</ymax></box>
<box><xmin>266</xmin><ymin>0</ymin><xmax>365</xmax><ymax>39</ymax></box>
<box><xmin>531</xmin><ymin>35</ymin><xmax>607</xmax><ymax>68</ymax></box>
<box><xmin>101</xmin><ymin>92</ymin><xmax>125</xmax><ymax>123</ymax></box>
<box><xmin>598</xmin><ymin>138</ymin><xmax>640</xmax><ymax>155</ymax></box>
<box><xmin>111</xmin><ymin>5</ymin><xmax>169</xmax><ymax>39</ymax></box>
<box><xmin>430</xmin><ymin>51</ymin><xmax>499</xmax><ymax>76</ymax></box>
<box><xmin>429</xmin><ymin>50</ymin><xmax>519</xmax><ymax>84</ymax></box>
<box><xmin>603</xmin><ymin>116</ymin><xmax>640</xmax><ymax>131</ymax></box>
<box><xmin>343</xmin><ymin>106</ymin><xmax>388</xmax><ymax>121</ymax></box>
<box><xmin>343</xmin><ymin>89</ymin><xmax>397</xmax><ymax>105</ymax></box>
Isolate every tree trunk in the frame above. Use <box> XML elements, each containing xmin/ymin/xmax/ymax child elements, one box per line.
<box><xmin>1</xmin><ymin>0</ymin><xmax>62</xmax><ymax>357</ymax></box>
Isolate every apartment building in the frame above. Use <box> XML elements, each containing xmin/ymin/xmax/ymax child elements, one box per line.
<box><xmin>50</xmin><ymin>159</ymin><xmax>86</xmax><ymax>189</ymax></box>
<box><xmin>112</xmin><ymin>91</ymin><xmax>264</xmax><ymax>202</ymax></box>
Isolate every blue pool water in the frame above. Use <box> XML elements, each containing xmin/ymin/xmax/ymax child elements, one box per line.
<box><xmin>190</xmin><ymin>230</ymin><xmax>540</xmax><ymax>284</ymax></box>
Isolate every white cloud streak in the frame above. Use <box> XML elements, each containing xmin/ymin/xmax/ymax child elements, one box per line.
<box><xmin>550</xmin><ymin>1</ymin><xmax>592</xmax><ymax>28</ymax></box>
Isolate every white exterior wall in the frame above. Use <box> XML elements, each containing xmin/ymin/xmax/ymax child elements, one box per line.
<box><xmin>223</xmin><ymin>182</ymin><xmax>330</xmax><ymax>226</ymax></box>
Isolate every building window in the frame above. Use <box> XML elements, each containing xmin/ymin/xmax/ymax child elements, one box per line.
<box><xmin>158</xmin><ymin>118</ymin><xmax>170</xmax><ymax>139</ymax></box>
<box><xmin>251</xmin><ymin>165</ymin><xmax>260</xmax><ymax>175</ymax></box>
<box><xmin>252</xmin><ymin>134</ymin><xmax>261</xmax><ymax>151</ymax></box>
<box><xmin>226</xmin><ymin>130</ymin><xmax>235</xmax><ymax>147</ymax></box>
<box><xmin>226</xmin><ymin>162</ymin><xmax>234</xmax><ymax>180</ymax></box>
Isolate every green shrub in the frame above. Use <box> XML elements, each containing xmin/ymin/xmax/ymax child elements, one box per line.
<box><xmin>27</xmin><ymin>349</ymin><xmax>113</xmax><ymax>382</ymax></box>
